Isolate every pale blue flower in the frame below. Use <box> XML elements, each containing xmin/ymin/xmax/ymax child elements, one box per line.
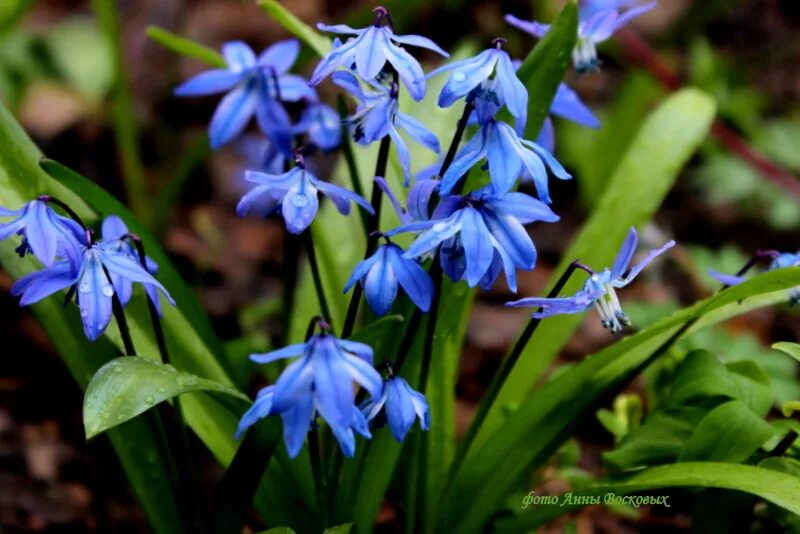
<box><xmin>709</xmin><ymin>251</ymin><xmax>800</xmax><ymax>304</ymax></box>
<box><xmin>244</xmin><ymin>334</ymin><xmax>383</xmax><ymax>457</ymax></box>
<box><xmin>236</xmin><ymin>165</ymin><xmax>374</xmax><ymax>234</ymax></box>
<box><xmin>427</xmin><ymin>42</ymin><xmax>528</xmax><ymax>127</ymax></box>
<box><xmin>310</xmin><ymin>8</ymin><xmax>449</xmax><ymax>101</ymax></box>
<box><xmin>506</xmin><ymin>1</ymin><xmax>657</xmax><ymax>73</ymax></box>
<box><xmin>389</xmin><ymin>187</ymin><xmax>559</xmax><ymax>292</ymax></box>
<box><xmin>361</xmin><ymin>376</ymin><xmax>429</xmax><ymax>442</ymax></box>
<box><xmin>0</xmin><ymin>199</ymin><xmax>85</xmax><ymax>268</ymax></box>
<box><xmin>334</xmin><ymin>71</ymin><xmax>440</xmax><ymax>184</ymax></box>
<box><xmin>344</xmin><ymin>241</ymin><xmax>433</xmax><ymax>315</ymax></box>
<box><xmin>292</xmin><ymin>102</ymin><xmax>342</xmax><ymax>151</ymax></box>
<box><xmin>175</xmin><ymin>40</ymin><xmax>313</xmax><ymax>151</ymax></box>
<box><xmin>11</xmin><ymin>242</ymin><xmax>174</xmax><ymax>341</ymax></box>
<box><xmin>506</xmin><ymin>227</ymin><xmax>674</xmax><ymax>332</ymax></box>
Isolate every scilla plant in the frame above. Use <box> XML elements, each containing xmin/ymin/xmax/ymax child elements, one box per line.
<box><xmin>0</xmin><ymin>1</ymin><xmax>799</xmax><ymax>533</ymax></box>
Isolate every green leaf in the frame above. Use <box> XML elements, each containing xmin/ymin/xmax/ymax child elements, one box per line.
<box><xmin>44</xmin><ymin>17</ymin><xmax>114</xmax><ymax>101</ymax></box>
<box><xmin>348</xmin><ymin>314</ymin><xmax>404</xmax><ymax>345</ymax></box>
<box><xmin>494</xmin><ymin>462</ymin><xmax>800</xmax><ymax>532</ymax></box>
<box><xmin>257</xmin><ymin>528</ymin><xmax>296</xmax><ymax>534</ymax></box>
<box><xmin>324</xmin><ymin>524</ymin><xmax>353</xmax><ymax>534</ymax></box>
<box><xmin>773</xmin><ymin>341</ymin><xmax>800</xmax><ymax>364</ymax></box>
<box><xmin>84</xmin><ymin>357</ymin><xmax>248</xmax><ymax>439</ymax></box>
<box><xmin>470</xmin><ymin>88</ymin><xmax>717</xmax><ymax>456</ymax></box>
<box><xmin>438</xmin><ymin>267</ymin><xmax>800</xmax><ymax>533</ymax></box>
<box><xmin>515</xmin><ymin>1</ymin><xmax>578</xmax><ymax>140</ymax></box>
<box><xmin>146</xmin><ymin>26</ymin><xmax>226</xmax><ymax>68</ymax></box>
<box><xmin>0</xmin><ymin>102</ymin><xmax>184</xmax><ymax>533</ymax></box>
<box><xmin>257</xmin><ymin>0</ymin><xmax>330</xmax><ymax>57</ymax></box>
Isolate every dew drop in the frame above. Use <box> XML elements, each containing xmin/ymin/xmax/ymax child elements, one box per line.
<box><xmin>178</xmin><ymin>376</ymin><xmax>198</xmax><ymax>387</ymax></box>
<box><xmin>78</xmin><ymin>279</ymin><xmax>91</xmax><ymax>293</ymax></box>
<box><xmin>291</xmin><ymin>194</ymin><xmax>309</xmax><ymax>208</ymax></box>
<box><xmin>144</xmin><ymin>395</ymin><xmax>155</xmax><ymax>405</ymax></box>
<box><xmin>157</xmin><ymin>386</ymin><xmax>167</xmax><ymax>393</ymax></box>
<box><xmin>453</xmin><ymin>72</ymin><xmax>466</xmax><ymax>82</ymax></box>
<box><xmin>431</xmin><ymin>222</ymin><xmax>448</xmax><ymax>233</ymax></box>
<box><xmin>101</xmin><ymin>284</ymin><xmax>115</xmax><ymax>297</ymax></box>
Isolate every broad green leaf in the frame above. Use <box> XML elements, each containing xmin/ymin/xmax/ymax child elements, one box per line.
<box><xmin>494</xmin><ymin>462</ymin><xmax>800</xmax><ymax>532</ymax></box>
<box><xmin>324</xmin><ymin>524</ymin><xmax>353</xmax><ymax>534</ymax></box>
<box><xmin>773</xmin><ymin>341</ymin><xmax>800</xmax><ymax>363</ymax></box>
<box><xmin>146</xmin><ymin>26</ymin><xmax>226</xmax><ymax>67</ymax></box>
<box><xmin>348</xmin><ymin>314</ymin><xmax>404</xmax><ymax>345</ymax></box>
<box><xmin>257</xmin><ymin>528</ymin><xmax>295</xmax><ymax>534</ymax></box>
<box><xmin>84</xmin><ymin>357</ymin><xmax>248</xmax><ymax>439</ymax></box>
<box><xmin>438</xmin><ymin>268</ymin><xmax>800</xmax><ymax>533</ymax></box>
<box><xmin>516</xmin><ymin>1</ymin><xmax>578</xmax><ymax>140</ymax></box>
<box><xmin>0</xmin><ymin>102</ymin><xmax>184</xmax><ymax>533</ymax></box>
<box><xmin>257</xmin><ymin>0</ymin><xmax>330</xmax><ymax>57</ymax></box>
<box><xmin>471</xmin><ymin>88</ymin><xmax>717</xmax><ymax>456</ymax></box>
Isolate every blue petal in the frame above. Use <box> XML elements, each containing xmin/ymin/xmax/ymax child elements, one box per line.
<box><xmin>396</xmin><ymin>113</ymin><xmax>440</xmax><ymax>153</ymax></box>
<box><xmin>343</xmin><ymin>252</ymin><xmax>382</xmax><ymax>293</ymax></box>
<box><xmin>235</xmin><ymin>386</ymin><xmax>275</xmax><ymax>439</ymax></box>
<box><xmin>250</xmin><ymin>342</ymin><xmax>307</xmax><ymax>364</ymax></box>
<box><xmin>486</xmin><ymin>122</ymin><xmax>523</xmax><ymax>195</ymax></box>
<box><xmin>536</xmin><ymin>117</ymin><xmax>556</xmax><ymax>153</ymax></box>
<box><xmin>208</xmin><ymin>82</ymin><xmax>257</xmax><ymax>149</ymax></box>
<box><xmin>382</xmin><ymin>39</ymin><xmax>427</xmax><ymax>101</ymax></box>
<box><xmin>313</xmin><ymin>339</ymin><xmax>357</xmax><ymax>430</ymax></box>
<box><xmin>316</xmin><ymin>23</ymin><xmax>361</xmax><ymax>35</ymax></box>
<box><xmin>337</xmin><ymin>339</ymin><xmax>374</xmax><ymax>364</ymax></box>
<box><xmin>437</xmin><ymin>50</ymin><xmax>497</xmax><ymax>108</ymax></box>
<box><xmin>276</xmin><ymin>74</ymin><xmax>317</xmax><ymax>102</ymax></box>
<box><xmin>272</xmin><ymin>356</ymin><xmax>314</xmax><ymax>412</ymax></box>
<box><xmin>174</xmin><ymin>69</ymin><xmax>241</xmax><ymax>96</ymax></box>
<box><xmin>101</xmin><ymin>215</ymin><xmax>128</xmax><ymax>241</ymax></box>
<box><xmin>343</xmin><ymin>353</ymin><xmax>383</xmax><ymax>400</ymax></box>
<box><xmin>460</xmin><ymin>207</ymin><xmax>494</xmax><ymax>287</ymax></box>
<box><xmin>611</xmin><ymin>227</ymin><xmax>638</xmax><ymax>279</ymax></box>
<box><xmin>281</xmin><ymin>182</ymin><xmax>319</xmax><ymax>234</ymax></box>
<box><xmin>331</xmin><ymin>71</ymin><xmax>367</xmax><ymax>100</ymax></box>
<box><xmin>354</xmin><ymin>27</ymin><xmax>387</xmax><ymax>80</ymax></box>
<box><xmin>487</xmin><ymin>192</ymin><xmax>560</xmax><ymax>224</ymax></box>
<box><xmin>101</xmin><ymin>250</ymin><xmax>174</xmax><ymax>306</ymax></box>
<box><xmin>255</xmin><ymin>96</ymin><xmax>294</xmax><ymax>156</ymax></box>
<box><xmin>505</xmin><ymin>14</ymin><xmax>551</xmax><ymax>38</ymax></box>
<box><xmin>222</xmin><ymin>41</ymin><xmax>257</xmax><ymax>72</ymax></box>
<box><xmin>403</xmin><ymin>216</ymin><xmax>463</xmax><ymax>259</ymax></box>
<box><xmin>390</xmin><ymin>33</ymin><xmax>449</xmax><ymax>57</ymax></box>
<box><xmin>280</xmin><ymin>390</ymin><xmax>314</xmax><ymax>458</ymax></box>
<box><xmin>375</xmin><ymin>177</ymin><xmax>410</xmax><ymax>223</ymax></box>
<box><xmin>708</xmin><ymin>269</ymin><xmax>747</xmax><ymax>287</ymax></box>
<box><xmin>618</xmin><ymin>240</ymin><xmax>676</xmax><ymax>286</ymax></box>
<box><xmin>385</xmin><ymin>244</ymin><xmax>433</xmax><ymax>312</ymax></box>
<box><xmin>551</xmin><ymin>84</ymin><xmax>600</xmax><ymax>128</ymax></box>
<box><xmin>613</xmin><ymin>2</ymin><xmax>657</xmax><ymax>32</ymax></box>
<box><xmin>439</xmin><ymin>132</ymin><xmax>486</xmax><ymax>194</ymax></box>
<box><xmin>407</xmin><ymin>179</ymin><xmax>439</xmax><ymax>222</ymax></box>
<box><xmin>78</xmin><ymin>254</ymin><xmax>114</xmax><ymax>341</ymax></box>
<box><xmin>364</xmin><ymin>247</ymin><xmax>399</xmax><ymax>316</ymax></box>
<box><xmin>385</xmin><ymin>377</ymin><xmax>416</xmax><ymax>442</ymax></box>
<box><xmin>482</xmin><ymin>209</ymin><xmax>537</xmax><ymax>270</ymax></box>
<box><xmin>257</xmin><ymin>39</ymin><xmax>300</xmax><ymax>74</ymax></box>
<box><xmin>236</xmin><ymin>185</ymin><xmax>285</xmax><ymax>218</ymax></box>
<box><xmin>12</xmin><ymin>261</ymin><xmax>76</xmax><ymax>306</ymax></box>
<box><xmin>389</xmin><ymin>127</ymin><xmax>412</xmax><ymax>186</ymax></box>
<box><xmin>495</xmin><ymin>51</ymin><xmax>528</xmax><ymax>128</ymax></box>
<box><xmin>312</xmin><ymin>176</ymin><xmax>374</xmax><ymax>216</ymax></box>
<box><xmin>309</xmin><ymin>37</ymin><xmax>360</xmax><ymax>86</ymax></box>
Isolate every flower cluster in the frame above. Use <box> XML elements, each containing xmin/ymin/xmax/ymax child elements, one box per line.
<box><xmin>1</xmin><ymin>201</ymin><xmax>174</xmax><ymax>341</ymax></box>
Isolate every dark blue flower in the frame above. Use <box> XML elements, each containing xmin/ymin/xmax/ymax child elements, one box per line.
<box><xmin>175</xmin><ymin>40</ymin><xmax>313</xmax><ymax>151</ymax></box>
<box><xmin>334</xmin><ymin>71</ymin><xmax>440</xmax><ymax>184</ymax></box>
<box><xmin>536</xmin><ymin>83</ymin><xmax>601</xmax><ymax>152</ymax></box>
<box><xmin>388</xmin><ymin>187</ymin><xmax>559</xmax><ymax>292</ymax></box>
<box><xmin>709</xmin><ymin>251</ymin><xmax>800</xmax><ymax>304</ymax></box>
<box><xmin>11</xmin><ymin>242</ymin><xmax>175</xmax><ymax>341</ymax></box>
<box><xmin>440</xmin><ymin>103</ymin><xmax>571</xmax><ymax>201</ymax></box>
<box><xmin>242</xmin><ymin>334</ymin><xmax>383</xmax><ymax>458</ymax></box>
<box><xmin>292</xmin><ymin>102</ymin><xmax>342</xmax><ymax>151</ymax></box>
<box><xmin>236</xmin><ymin>165</ymin><xmax>374</xmax><ymax>234</ymax></box>
<box><xmin>506</xmin><ymin>1</ymin><xmax>656</xmax><ymax>73</ymax></box>
<box><xmin>344</xmin><ymin>242</ymin><xmax>433</xmax><ymax>315</ymax></box>
<box><xmin>427</xmin><ymin>42</ymin><xmax>528</xmax><ymax>127</ymax></box>
<box><xmin>0</xmin><ymin>199</ymin><xmax>85</xmax><ymax>268</ymax></box>
<box><xmin>506</xmin><ymin>227</ymin><xmax>674</xmax><ymax>332</ymax></box>
<box><xmin>361</xmin><ymin>376</ymin><xmax>429</xmax><ymax>442</ymax></box>
<box><xmin>99</xmin><ymin>216</ymin><xmax>165</xmax><ymax>315</ymax></box>
<box><xmin>310</xmin><ymin>8</ymin><xmax>449</xmax><ymax>101</ymax></box>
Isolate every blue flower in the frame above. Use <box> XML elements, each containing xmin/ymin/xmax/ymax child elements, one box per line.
<box><xmin>99</xmin><ymin>216</ymin><xmax>165</xmax><ymax>315</ymax></box>
<box><xmin>334</xmin><ymin>71</ymin><xmax>440</xmax><ymax>184</ymax></box>
<box><xmin>236</xmin><ymin>165</ymin><xmax>374</xmax><ymax>234</ymax></box>
<box><xmin>175</xmin><ymin>40</ymin><xmax>313</xmax><ymax>150</ymax></box>
<box><xmin>536</xmin><ymin>83</ymin><xmax>601</xmax><ymax>152</ymax></box>
<box><xmin>235</xmin><ymin>134</ymin><xmax>290</xmax><ymax>176</ymax></box>
<box><xmin>709</xmin><ymin>252</ymin><xmax>800</xmax><ymax>304</ymax></box>
<box><xmin>506</xmin><ymin>1</ymin><xmax>657</xmax><ymax>73</ymax></box>
<box><xmin>506</xmin><ymin>227</ymin><xmax>674</xmax><ymax>332</ymax></box>
<box><xmin>427</xmin><ymin>41</ymin><xmax>528</xmax><ymax>127</ymax></box>
<box><xmin>0</xmin><ymin>199</ymin><xmax>86</xmax><ymax>268</ymax></box>
<box><xmin>389</xmin><ymin>187</ymin><xmax>559</xmax><ymax>292</ymax></box>
<box><xmin>11</xmin><ymin>242</ymin><xmax>175</xmax><ymax>341</ymax></box>
<box><xmin>361</xmin><ymin>376</ymin><xmax>429</xmax><ymax>442</ymax></box>
<box><xmin>440</xmin><ymin>100</ymin><xmax>571</xmax><ymax>201</ymax></box>
<box><xmin>344</xmin><ymin>241</ymin><xmax>433</xmax><ymax>315</ymax></box>
<box><xmin>310</xmin><ymin>8</ymin><xmax>449</xmax><ymax>101</ymax></box>
<box><xmin>292</xmin><ymin>102</ymin><xmax>342</xmax><ymax>151</ymax></box>
<box><xmin>242</xmin><ymin>334</ymin><xmax>383</xmax><ymax>458</ymax></box>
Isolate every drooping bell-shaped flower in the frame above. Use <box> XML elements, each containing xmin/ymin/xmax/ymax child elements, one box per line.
<box><xmin>291</xmin><ymin>102</ymin><xmax>342</xmax><ymax>151</ymax></box>
<box><xmin>361</xmin><ymin>376</ymin><xmax>429</xmax><ymax>442</ymax></box>
<box><xmin>241</xmin><ymin>333</ymin><xmax>383</xmax><ymax>458</ymax></box>
<box><xmin>344</xmin><ymin>240</ymin><xmax>433</xmax><ymax>315</ymax></box>
<box><xmin>506</xmin><ymin>1</ymin><xmax>656</xmax><ymax>73</ymax></box>
<box><xmin>310</xmin><ymin>7</ymin><xmax>449</xmax><ymax>101</ymax></box>
<box><xmin>334</xmin><ymin>71</ymin><xmax>440</xmax><ymax>184</ymax></box>
<box><xmin>388</xmin><ymin>186</ymin><xmax>559</xmax><ymax>292</ymax></box>
<box><xmin>709</xmin><ymin>251</ymin><xmax>800</xmax><ymax>305</ymax></box>
<box><xmin>175</xmin><ymin>40</ymin><xmax>313</xmax><ymax>151</ymax></box>
<box><xmin>236</xmin><ymin>159</ymin><xmax>374</xmax><ymax>234</ymax></box>
<box><xmin>506</xmin><ymin>227</ymin><xmax>674</xmax><ymax>332</ymax></box>
<box><xmin>11</xmin><ymin>241</ymin><xmax>175</xmax><ymax>341</ymax></box>
<box><xmin>0</xmin><ymin>198</ymin><xmax>86</xmax><ymax>268</ymax></box>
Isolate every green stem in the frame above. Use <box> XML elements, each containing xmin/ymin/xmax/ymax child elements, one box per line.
<box><xmin>446</xmin><ymin>260</ymin><xmax>583</xmax><ymax>485</ymax></box>
<box><xmin>304</xmin><ymin>230</ymin><xmax>332</xmax><ymax>325</ymax></box>
<box><xmin>91</xmin><ymin>0</ymin><xmax>149</xmax><ymax>222</ymax></box>
<box><xmin>418</xmin><ymin>260</ymin><xmax>444</xmax><ymax>394</ymax></box>
<box><xmin>309</xmin><ymin>423</ymin><xmax>329</xmax><ymax>528</ymax></box>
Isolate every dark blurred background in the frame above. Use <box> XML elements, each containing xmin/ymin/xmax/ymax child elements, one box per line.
<box><xmin>1</xmin><ymin>0</ymin><xmax>800</xmax><ymax>531</ymax></box>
